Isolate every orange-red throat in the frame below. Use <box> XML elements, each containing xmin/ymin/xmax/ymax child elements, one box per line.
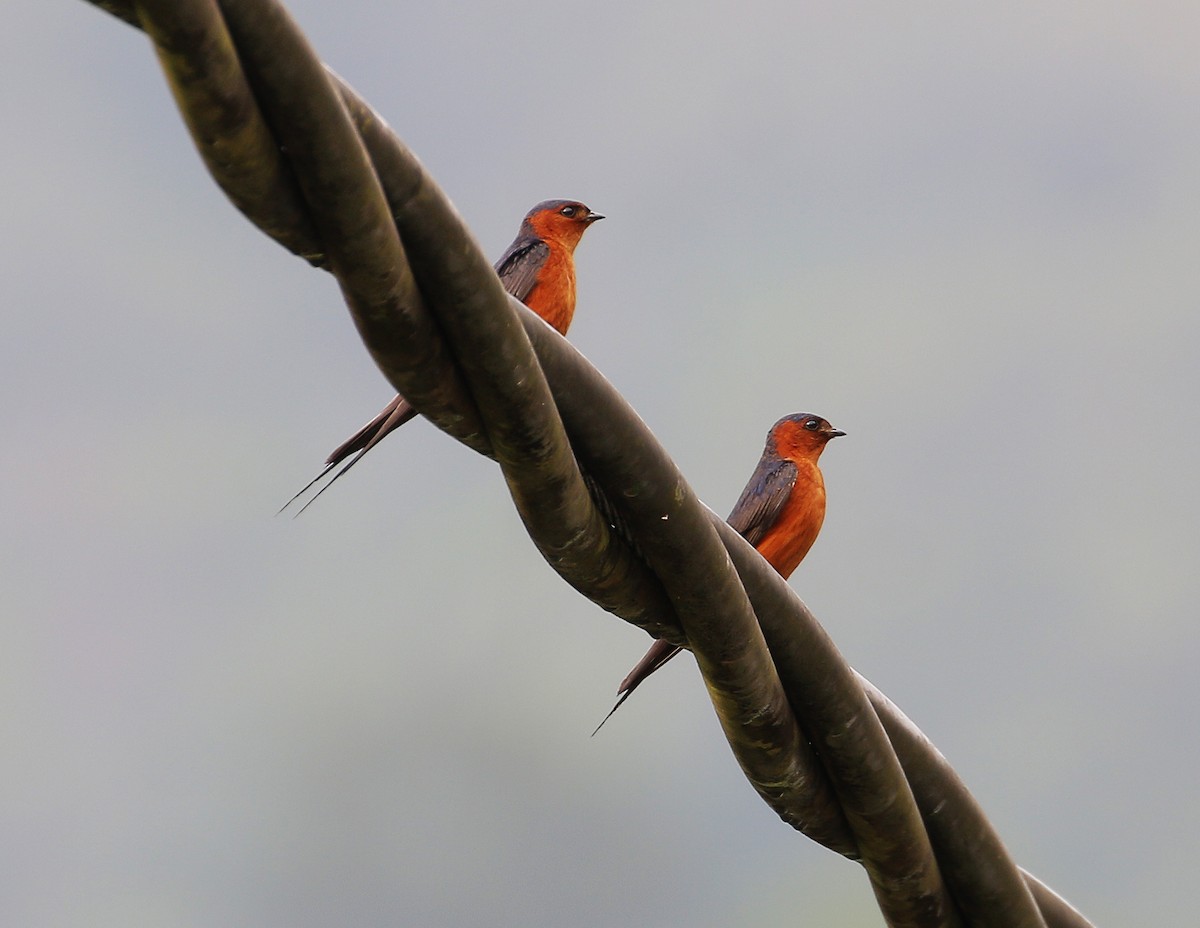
<box><xmin>770</xmin><ymin>414</ymin><xmax>844</xmax><ymax>465</ymax></box>
<box><xmin>525</xmin><ymin>200</ymin><xmax>604</xmax><ymax>253</ymax></box>
<box><xmin>522</xmin><ymin>200</ymin><xmax>603</xmax><ymax>335</ymax></box>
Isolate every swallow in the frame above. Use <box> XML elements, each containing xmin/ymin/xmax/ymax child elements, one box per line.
<box><xmin>284</xmin><ymin>199</ymin><xmax>603</xmax><ymax>513</ymax></box>
<box><xmin>594</xmin><ymin>413</ymin><xmax>844</xmax><ymax>733</ymax></box>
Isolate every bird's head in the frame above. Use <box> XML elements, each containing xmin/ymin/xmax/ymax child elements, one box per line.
<box><xmin>769</xmin><ymin>413</ymin><xmax>845</xmax><ymax>462</ymax></box>
<box><xmin>524</xmin><ymin>199</ymin><xmax>604</xmax><ymax>249</ymax></box>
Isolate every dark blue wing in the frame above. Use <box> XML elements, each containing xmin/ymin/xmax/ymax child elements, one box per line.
<box><xmin>494</xmin><ymin>236</ymin><xmax>550</xmax><ymax>303</ymax></box>
<box><xmin>726</xmin><ymin>456</ymin><xmax>797</xmax><ymax>547</ymax></box>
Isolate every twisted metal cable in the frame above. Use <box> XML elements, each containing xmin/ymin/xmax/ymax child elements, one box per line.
<box><xmin>85</xmin><ymin>2</ymin><xmax>1093</xmax><ymax>925</ymax></box>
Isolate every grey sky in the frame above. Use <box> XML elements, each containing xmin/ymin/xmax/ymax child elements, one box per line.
<box><xmin>2</xmin><ymin>3</ymin><xmax>1198</xmax><ymax>925</ymax></box>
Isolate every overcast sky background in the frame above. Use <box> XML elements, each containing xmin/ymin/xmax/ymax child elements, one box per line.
<box><xmin>3</xmin><ymin>3</ymin><xmax>1198</xmax><ymax>925</ymax></box>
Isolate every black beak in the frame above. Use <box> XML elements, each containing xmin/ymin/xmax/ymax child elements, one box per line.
<box><xmin>827</xmin><ymin>427</ymin><xmax>847</xmax><ymax>438</ymax></box>
<box><xmin>586</xmin><ymin>211</ymin><xmax>605</xmax><ymax>223</ymax></box>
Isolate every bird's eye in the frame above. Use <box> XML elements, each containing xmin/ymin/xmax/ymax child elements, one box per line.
<box><xmin>560</xmin><ymin>205</ymin><xmax>577</xmax><ymax>217</ymax></box>
<box><xmin>803</xmin><ymin>418</ymin><xmax>821</xmax><ymax>431</ymax></box>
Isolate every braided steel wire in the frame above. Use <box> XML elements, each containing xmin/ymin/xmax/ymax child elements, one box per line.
<box><xmin>82</xmin><ymin>2</ymin><xmax>1095</xmax><ymax>925</ymax></box>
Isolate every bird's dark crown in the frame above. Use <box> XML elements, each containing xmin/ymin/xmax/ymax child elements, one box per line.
<box><xmin>525</xmin><ymin>199</ymin><xmax>603</xmax><ymax>223</ymax></box>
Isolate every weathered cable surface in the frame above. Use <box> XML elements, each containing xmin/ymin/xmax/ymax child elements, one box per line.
<box><xmin>133</xmin><ymin>3</ymin><xmax>869</xmax><ymax>909</ymax></box>
<box><xmin>85</xmin><ymin>2</ymin><xmax>1092</xmax><ymax>925</ymax></box>
<box><xmin>134</xmin><ymin>0</ymin><xmax>493</xmax><ymax>457</ymax></box>
<box><xmin>134</xmin><ymin>0</ymin><xmax>670</xmax><ymax>632</ymax></box>
<box><xmin>133</xmin><ymin>11</ymin><xmax>837</xmax><ymax>871</ymax></box>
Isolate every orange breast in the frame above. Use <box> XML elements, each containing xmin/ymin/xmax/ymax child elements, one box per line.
<box><xmin>523</xmin><ymin>246</ymin><xmax>576</xmax><ymax>335</ymax></box>
<box><xmin>755</xmin><ymin>464</ymin><xmax>827</xmax><ymax>579</ymax></box>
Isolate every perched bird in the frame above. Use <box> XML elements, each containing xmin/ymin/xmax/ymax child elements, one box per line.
<box><xmin>284</xmin><ymin>199</ymin><xmax>603</xmax><ymax>512</ymax></box>
<box><xmin>594</xmin><ymin>412</ymin><xmax>844</xmax><ymax>733</ymax></box>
